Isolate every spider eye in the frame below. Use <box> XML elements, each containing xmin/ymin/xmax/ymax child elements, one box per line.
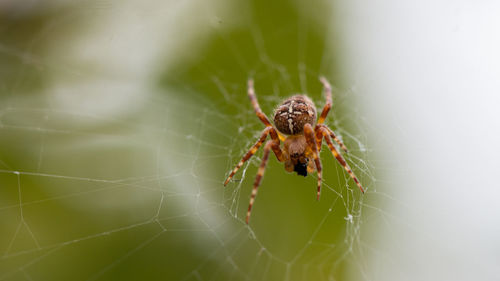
<box><xmin>294</xmin><ymin>162</ymin><xmax>308</xmax><ymax>177</ymax></box>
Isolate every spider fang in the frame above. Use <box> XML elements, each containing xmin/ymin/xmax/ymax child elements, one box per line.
<box><xmin>294</xmin><ymin>162</ymin><xmax>308</xmax><ymax>177</ymax></box>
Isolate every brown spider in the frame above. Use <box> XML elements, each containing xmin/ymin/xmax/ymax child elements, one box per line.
<box><xmin>224</xmin><ymin>77</ymin><xmax>365</xmax><ymax>224</ymax></box>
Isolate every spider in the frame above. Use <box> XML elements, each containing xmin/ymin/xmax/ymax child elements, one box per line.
<box><xmin>224</xmin><ymin>77</ymin><xmax>365</xmax><ymax>224</ymax></box>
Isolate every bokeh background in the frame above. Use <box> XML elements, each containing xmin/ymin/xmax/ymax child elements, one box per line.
<box><xmin>1</xmin><ymin>0</ymin><xmax>499</xmax><ymax>281</ymax></box>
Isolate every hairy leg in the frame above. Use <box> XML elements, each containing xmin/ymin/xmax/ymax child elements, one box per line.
<box><xmin>304</xmin><ymin>123</ymin><xmax>323</xmax><ymax>200</ymax></box>
<box><xmin>224</xmin><ymin>127</ymin><xmax>271</xmax><ymax>186</ymax></box>
<box><xmin>316</xmin><ymin>124</ymin><xmax>349</xmax><ymax>153</ymax></box>
<box><xmin>317</xmin><ymin>77</ymin><xmax>332</xmax><ymax>125</ymax></box>
<box><xmin>246</xmin><ymin>140</ymin><xmax>273</xmax><ymax>224</ymax></box>
<box><xmin>248</xmin><ymin>79</ymin><xmax>273</xmax><ymax>127</ymax></box>
<box><xmin>318</xmin><ymin>127</ymin><xmax>365</xmax><ymax>193</ymax></box>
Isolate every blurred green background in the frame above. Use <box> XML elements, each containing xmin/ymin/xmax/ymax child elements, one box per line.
<box><xmin>0</xmin><ymin>0</ymin><xmax>374</xmax><ymax>280</ymax></box>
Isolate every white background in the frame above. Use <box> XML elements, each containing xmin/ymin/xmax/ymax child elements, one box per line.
<box><xmin>336</xmin><ymin>1</ymin><xmax>500</xmax><ymax>280</ymax></box>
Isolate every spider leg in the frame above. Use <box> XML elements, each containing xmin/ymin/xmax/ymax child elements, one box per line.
<box><xmin>315</xmin><ymin>128</ymin><xmax>324</xmax><ymax>152</ymax></box>
<box><xmin>269</xmin><ymin>138</ymin><xmax>285</xmax><ymax>162</ymax></box>
<box><xmin>248</xmin><ymin>79</ymin><xmax>273</xmax><ymax>127</ymax></box>
<box><xmin>224</xmin><ymin>127</ymin><xmax>271</xmax><ymax>186</ymax></box>
<box><xmin>317</xmin><ymin>124</ymin><xmax>349</xmax><ymax>153</ymax></box>
<box><xmin>304</xmin><ymin>123</ymin><xmax>323</xmax><ymax>200</ymax></box>
<box><xmin>246</xmin><ymin>140</ymin><xmax>274</xmax><ymax>224</ymax></box>
<box><xmin>247</xmin><ymin>79</ymin><xmax>283</xmax><ymax>144</ymax></box>
<box><xmin>318</xmin><ymin>127</ymin><xmax>365</xmax><ymax>193</ymax></box>
<box><xmin>317</xmin><ymin>77</ymin><xmax>332</xmax><ymax>125</ymax></box>
<box><xmin>224</xmin><ymin>126</ymin><xmax>284</xmax><ymax>186</ymax></box>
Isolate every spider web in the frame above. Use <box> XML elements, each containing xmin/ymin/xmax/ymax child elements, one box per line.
<box><xmin>0</xmin><ymin>1</ymin><xmax>379</xmax><ymax>280</ymax></box>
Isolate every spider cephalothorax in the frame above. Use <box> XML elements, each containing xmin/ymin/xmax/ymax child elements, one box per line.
<box><xmin>224</xmin><ymin>78</ymin><xmax>365</xmax><ymax>224</ymax></box>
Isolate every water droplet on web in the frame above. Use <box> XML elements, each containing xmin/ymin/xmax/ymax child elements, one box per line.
<box><xmin>344</xmin><ymin>214</ymin><xmax>353</xmax><ymax>223</ymax></box>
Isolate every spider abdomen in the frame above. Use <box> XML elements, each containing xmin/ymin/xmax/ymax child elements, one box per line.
<box><xmin>273</xmin><ymin>95</ymin><xmax>317</xmax><ymax>135</ymax></box>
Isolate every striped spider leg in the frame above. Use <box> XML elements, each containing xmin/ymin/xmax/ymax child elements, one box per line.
<box><xmin>244</xmin><ymin>140</ymin><xmax>282</xmax><ymax>223</ymax></box>
<box><xmin>314</xmin><ymin>77</ymin><xmax>348</xmax><ymax>153</ymax></box>
<box><xmin>304</xmin><ymin>123</ymin><xmax>322</xmax><ymax>200</ymax></box>
<box><xmin>224</xmin><ymin>79</ymin><xmax>284</xmax><ymax>223</ymax></box>
<box><xmin>223</xmin><ymin>127</ymin><xmax>282</xmax><ymax>186</ymax></box>
<box><xmin>313</xmin><ymin>76</ymin><xmax>364</xmax><ymax>193</ymax></box>
<box><xmin>317</xmin><ymin>125</ymin><xmax>365</xmax><ymax>193</ymax></box>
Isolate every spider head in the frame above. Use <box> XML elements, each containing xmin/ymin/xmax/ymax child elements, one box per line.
<box><xmin>293</xmin><ymin>161</ymin><xmax>308</xmax><ymax>177</ymax></box>
<box><xmin>290</xmin><ymin>151</ymin><xmax>309</xmax><ymax>177</ymax></box>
